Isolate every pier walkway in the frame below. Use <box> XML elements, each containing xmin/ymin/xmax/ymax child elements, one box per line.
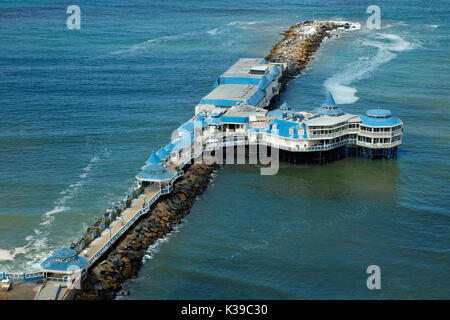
<box><xmin>80</xmin><ymin>184</ymin><xmax>160</xmax><ymax>261</ymax></box>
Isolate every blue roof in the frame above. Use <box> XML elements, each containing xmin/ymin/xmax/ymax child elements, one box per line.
<box><xmin>51</xmin><ymin>248</ymin><xmax>77</xmax><ymax>260</ymax></box>
<box><xmin>194</xmin><ymin>117</ymin><xmax>207</xmax><ymax>128</ymax></box>
<box><xmin>142</xmin><ymin>164</ymin><xmax>165</xmax><ymax>172</ymax></box>
<box><xmin>156</xmin><ymin>147</ymin><xmax>170</xmax><ymax>160</ymax></box>
<box><xmin>146</xmin><ymin>151</ymin><xmax>163</xmax><ymax>165</ymax></box>
<box><xmin>260</xmin><ymin>58</ymin><xmax>268</xmax><ymax>64</ymax></box>
<box><xmin>267</xmin><ymin>109</ymin><xmax>285</xmax><ymax>118</ymax></box>
<box><xmin>205</xmin><ymin>116</ymin><xmax>221</xmax><ymax>125</ymax></box>
<box><xmin>247</xmin><ymin>89</ymin><xmax>266</xmax><ymax>106</ymax></box>
<box><xmin>280</xmin><ymin>102</ymin><xmax>291</xmax><ymax>110</ymax></box>
<box><xmin>214</xmin><ymin>77</ymin><xmax>260</xmax><ymax>87</ymax></box>
<box><xmin>136</xmin><ymin>170</ymin><xmax>174</xmax><ymax>182</ymax></box>
<box><xmin>178</xmin><ymin>121</ymin><xmax>195</xmax><ymax>132</ymax></box>
<box><xmin>41</xmin><ymin>248</ymin><xmax>88</xmax><ymax>272</ymax></box>
<box><xmin>199</xmin><ymin>98</ymin><xmax>240</xmax><ymax>107</ymax></box>
<box><xmin>212</xmin><ymin>64</ymin><xmax>279</xmax><ymax>89</ymax></box>
<box><xmin>366</xmin><ymin>109</ymin><xmax>392</xmax><ymax>117</ymax></box>
<box><xmin>270</xmin><ymin>119</ymin><xmax>307</xmax><ymax>139</ymax></box>
<box><xmin>322</xmin><ymin>92</ymin><xmax>337</xmax><ymax>107</ymax></box>
<box><xmin>220</xmin><ymin>116</ymin><xmax>249</xmax><ymax>124</ymax></box>
<box><xmin>164</xmin><ymin>142</ymin><xmax>176</xmax><ymax>152</ymax></box>
<box><xmin>314</xmin><ymin>93</ymin><xmax>344</xmax><ymax>116</ymax></box>
<box><xmin>211</xmin><ymin>108</ymin><xmax>225</xmax><ymax>117</ymax></box>
<box><xmin>172</xmin><ymin>133</ymin><xmax>194</xmax><ymax>151</ymax></box>
<box><xmin>361</xmin><ymin>114</ymin><xmax>401</xmax><ymax>127</ymax></box>
<box><xmin>314</xmin><ymin>106</ymin><xmax>345</xmax><ymax>116</ymax></box>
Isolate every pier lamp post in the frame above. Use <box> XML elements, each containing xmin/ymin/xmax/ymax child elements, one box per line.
<box><xmin>109</xmin><ymin>213</ymin><xmax>112</xmax><ymax>240</ymax></box>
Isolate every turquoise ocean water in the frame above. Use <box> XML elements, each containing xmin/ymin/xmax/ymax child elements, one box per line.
<box><xmin>0</xmin><ymin>0</ymin><xmax>449</xmax><ymax>299</ymax></box>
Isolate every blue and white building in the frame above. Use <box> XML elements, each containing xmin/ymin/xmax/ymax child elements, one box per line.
<box><xmin>195</xmin><ymin>58</ymin><xmax>284</xmax><ymax>114</ymax></box>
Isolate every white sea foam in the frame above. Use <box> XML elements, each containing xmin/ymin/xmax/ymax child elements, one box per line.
<box><xmin>1</xmin><ymin>156</ymin><xmax>101</xmax><ymax>271</ymax></box>
<box><xmin>324</xmin><ymin>32</ymin><xmax>413</xmax><ymax>104</ymax></box>
<box><xmin>227</xmin><ymin>21</ymin><xmax>262</xmax><ymax>26</ymax></box>
<box><xmin>142</xmin><ymin>223</ymin><xmax>184</xmax><ymax>264</ymax></box>
<box><xmin>206</xmin><ymin>28</ymin><xmax>219</xmax><ymax>35</ymax></box>
<box><xmin>0</xmin><ymin>249</ymin><xmax>14</xmax><ymax>261</ymax></box>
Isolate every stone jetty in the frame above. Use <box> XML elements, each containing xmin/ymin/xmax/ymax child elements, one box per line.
<box><xmin>266</xmin><ymin>21</ymin><xmax>344</xmax><ymax>92</ymax></box>
<box><xmin>75</xmin><ymin>164</ymin><xmax>217</xmax><ymax>300</ymax></box>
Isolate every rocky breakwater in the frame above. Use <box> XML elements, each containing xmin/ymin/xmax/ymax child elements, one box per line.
<box><xmin>75</xmin><ymin>164</ymin><xmax>217</xmax><ymax>300</ymax></box>
<box><xmin>266</xmin><ymin>21</ymin><xmax>353</xmax><ymax>92</ymax></box>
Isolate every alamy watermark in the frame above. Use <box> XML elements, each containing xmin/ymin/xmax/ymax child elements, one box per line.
<box><xmin>366</xmin><ymin>265</ymin><xmax>381</xmax><ymax>289</ymax></box>
<box><xmin>66</xmin><ymin>5</ymin><xmax>81</xmax><ymax>30</ymax></box>
<box><xmin>366</xmin><ymin>5</ymin><xmax>381</xmax><ymax>29</ymax></box>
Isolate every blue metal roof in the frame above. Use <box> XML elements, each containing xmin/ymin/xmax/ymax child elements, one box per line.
<box><xmin>41</xmin><ymin>248</ymin><xmax>88</xmax><ymax>272</ymax></box>
<box><xmin>178</xmin><ymin>121</ymin><xmax>195</xmax><ymax>132</ymax></box>
<box><xmin>214</xmin><ymin>77</ymin><xmax>260</xmax><ymax>87</ymax></box>
<box><xmin>136</xmin><ymin>170</ymin><xmax>174</xmax><ymax>182</ymax></box>
<box><xmin>146</xmin><ymin>151</ymin><xmax>163</xmax><ymax>165</ymax></box>
<box><xmin>199</xmin><ymin>98</ymin><xmax>240</xmax><ymax>107</ymax></box>
<box><xmin>156</xmin><ymin>147</ymin><xmax>170</xmax><ymax>160</ymax></box>
<box><xmin>269</xmin><ymin>65</ymin><xmax>281</xmax><ymax>77</ymax></box>
<box><xmin>366</xmin><ymin>109</ymin><xmax>392</xmax><ymax>117</ymax></box>
<box><xmin>247</xmin><ymin>89</ymin><xmax>266</xmax><ymax>106</ymax></box>
<box><xmin>194</xmin><ymin>117</ymin><xmax>207</xmax><ymax>128</ymax></box>
<box><xmin>322</xmin><ymin>92</ymin><xmax>337</xmax><ymax>107</ymax></box>
<box><xmin>220</xmin><ymin>116</ymin><xmax>249</xmax><ymax>124</ymax></box>
<box><xmin>267</xmin><ymin>109</ymin><xmax>285</xmax><ymax>118</ymax></box>
<box><xmin>51</xmin><ymin>248</ymin><xmax>77</xmax><ymax>260</ymax></box>
<box><xmin>314</xmin><ymin>93</ymin><xmax>344</xmax><ymax>116</ymax></box>
<box><xmin>270</xmin><ymin>119</ymin><xmax>307</xmax><ymax>139</ymax></box>
<box><xmin>280</xmin><ymin>102</ymin><xmax>291</xmax><ymax>110</ymax></box>
<box><xmin>314</xmin><ymin>106</ymin><xmax>345</xmax><ymax>116</ymax></box>
<box><xmin>172</xmin><ymin>133</ymin><xmax>194</xmax><ymax>151</ymax></box>
<box><xmin>205</xmin><ymin>116</ymin><xmax>221</xmax><ymax>125</ymax></box>
<box><xmin>211</xmin><ymin>108</ymin><xmax>224</xmax><ymax>117</ymax></box>
<box><xmin>360</xmin><ymin>114</ymin><xmax>401</xmax><ymax>127</ymax></box>
<box><xmin>141</xmin><ymin>164</ymin><xmax>165</xmax><ymax>172</ymax></box>
<box><xmin>164</xmin><ymin>142</ymin><xmax>176</xmax><ymax>152</ymax></box>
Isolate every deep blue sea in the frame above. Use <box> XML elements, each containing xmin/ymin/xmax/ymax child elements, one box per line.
<box><xmin>0</xmin><ymin>0</ymin><xmax>449</xmax><ymax>299</ymax></box>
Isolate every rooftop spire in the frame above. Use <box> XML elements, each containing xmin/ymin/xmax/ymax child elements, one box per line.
<box><xmin>322</xmin><ymin>92</ymin><xmax>337</xmax><ymax>107</ymax></box>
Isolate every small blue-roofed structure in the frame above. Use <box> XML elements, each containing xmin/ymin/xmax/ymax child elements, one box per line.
<box><xmin>145</xmin><ymin>151</ymin><xmax>163</xmax><ymax>165</ymax></box>
<box><xmin>313</xmin><ymin>92</ymin><xmax>345</xmax><ymax>116</ymax></box>
<box><xmin>136</xmin><ymin>163</ymin><xmax>174</xmax><ymax>183</ymax></box>
<box><xmin>269</xmin><ymin>119</ymin><xmax>307</xmax><ymax>139</ymax></box>
<box><xmin>361</xmin><ymin>109</ymin><xmax>401</xmax><ymax>127</ymax></box>
<box><xmin>322</xmin><ymin>92</ymin><xmax>337</xmax><ymax>107</ymax></box>
<box><xmin>41</xmin><ymin>248</ymin><xmax>88</xmax><ymax>274</ymax></box>
<box><xmin>280</xmin><ymin>102</ymin><xmax>291</xmax><ymax>110</ymax></box>
<box><xmin>141</xmin><ymin>164</ymin><xmax>165</xmax><ymax>172</ymax></box>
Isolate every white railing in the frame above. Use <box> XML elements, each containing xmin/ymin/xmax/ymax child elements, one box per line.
<box><xmin>84</xmin><ymin>190</ymin><xmax>161</xmax><ymax>270</ymax></box>
<box><xmin>0</xmin><ymin>271</ymin><xmax>45</xmax><ymax>282</ymax></box>
<box><xmin>356</xmin><ymin>140</ymin><xmax>401</xmax><ymax>149</ymax></box>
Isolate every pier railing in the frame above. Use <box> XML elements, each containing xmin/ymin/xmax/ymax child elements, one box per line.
<box><xmin>1</xmin><ymin>271</ymin><xmax>45</xmax><ymax>283</ymax></box>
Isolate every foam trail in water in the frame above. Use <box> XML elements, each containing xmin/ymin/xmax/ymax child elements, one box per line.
<box><xmin>0</xmin><ymin>156</ymin><xmax>100</xmax><ymax>270</ymax></box>
<box><xmin>324</xmin><ymin>32</ymin><xmax>413</xmax><ymax>104</ymax></box>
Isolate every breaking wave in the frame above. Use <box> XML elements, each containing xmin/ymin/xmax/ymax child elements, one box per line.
<box><xmin>0</xmin><ymin>156</ymin><xmax>100</xmax><ymax>270</ymax></box>
<box><xmin>324</xmin><ymin>32</ymin><xmax>415</xmax><ymax>104</ymax></box>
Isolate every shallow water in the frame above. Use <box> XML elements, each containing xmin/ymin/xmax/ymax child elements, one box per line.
<box><xmin>0</xmin><ymin>0</ymin><xmax>449</xmax><ymax>299</ymax></box>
